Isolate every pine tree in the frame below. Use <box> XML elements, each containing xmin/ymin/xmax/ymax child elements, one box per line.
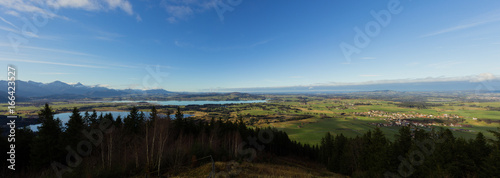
<box><xmin>16</xmin><ymin>127</ymin><xmax>35</xmax><ymax>170</ymax></box>
<box><xmin>64</xmin><ymin>107</ymin><xmax>85</xmax><ymax>148</ymax></box>
<box><xmin>124</xmin><ymin>106</ymin><xmax>141</xmax><ymax>134</ymax></box>
<box><xmin>83</xmin><ymin>111</ymin><xmax>90</xmax><ymax>126</ymax></box>
<box><xmin>175</xmin><ymin>106</ymin><xmax>183</xmax><ymax>120</ymax></box>
<box><xmin>31</xmin><ymin>103</ymin><xmax>63</xmax><ymax>169</ymax></box>
<box><xmin>115</xmin><ymin>115</ymin><xmax>123</xmax><ymax>127</ymax></box>
<box><xmin>150</xmin><ymin>106</ymin><xmax>158</xmax><ymax>126</ymax></box>
<box><xmin>471</xmin><ymin>132</ymin><xmax>490</xmax><ymax>168</ymax></box>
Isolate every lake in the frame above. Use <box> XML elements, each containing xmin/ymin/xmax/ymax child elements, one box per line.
<box><xmin>29</xmin><ymin>111</ymin><xmax>193</xmax><ymax>132</ymax></box>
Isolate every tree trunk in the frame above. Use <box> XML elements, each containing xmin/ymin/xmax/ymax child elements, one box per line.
<box><xmin>146</xmin><ymin>122</ymin><xmax>149</xmax><ymax>172</ymax></box>
<box><xmin>108</xmin><ymin>134</ymin><xmax>113</xmax><ymax>168</ymax></box>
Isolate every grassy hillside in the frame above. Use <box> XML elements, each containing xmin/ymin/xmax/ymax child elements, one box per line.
<box><xmin>173</xmin><ymin>157</ymin><xmax>344</xmax><ymax>178</ymax></box>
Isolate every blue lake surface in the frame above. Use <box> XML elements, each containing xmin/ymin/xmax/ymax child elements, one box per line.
<box><xmin>29</xmin><ymin>111</ymin><xmax>192</xmax><ymax>132</ymax></box>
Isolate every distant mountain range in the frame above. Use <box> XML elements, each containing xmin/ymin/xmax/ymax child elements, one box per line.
<box><xmin>2</xmin><ymin>74</ymin><xmax>500</xmax><ymax>101</ymax></box>
<box><xmin>0</xmin><ymin>80</ymin><xmax>172</xmax><ymax>101</ymax></box>
<box><xmin>216</xmin><ymin>75</ymin><xmax>500</xmax><ymax>93</ymax></box>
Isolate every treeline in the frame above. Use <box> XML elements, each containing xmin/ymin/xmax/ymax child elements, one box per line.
<box><xmin>318</xmin><ymin>126</ymin><xmax>500</xmax><ymax>177</ymax></box>
<box><xmin>395</xmin><ymin>102</ymin><xmax>443</xmax><ymax>109</ymax></box>
<box><xmin>0</xmin><ymin>104</ymin><xmax>315</xmax><ymax>177</ymax></box>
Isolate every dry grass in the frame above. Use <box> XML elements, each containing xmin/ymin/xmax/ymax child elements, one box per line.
<box><xmin>173</xmin><ymin>157</ymin><xmax>345</xmax><ymax>178</ymax></box>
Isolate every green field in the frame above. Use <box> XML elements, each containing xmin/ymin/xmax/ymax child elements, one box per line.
<box><xmin>4</xmin><ymin>94</ymin><xmax>500</xmax><ymax>145</ymax></box>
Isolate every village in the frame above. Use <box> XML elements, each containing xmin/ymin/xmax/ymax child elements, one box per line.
<box><xmin>353</xmin><ymin>110</ymin><xmax>476</xmax><ymax>132</ymax></box>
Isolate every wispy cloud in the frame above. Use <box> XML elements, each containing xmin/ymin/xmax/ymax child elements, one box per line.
<box><xmin>0</xmin><ymin>16</ymin><xmax>19</xmax><ymax>29</ymax></box>
<box><xmin>360</xmin><ymin>57</ymin><xmax>376</xmax><ymax>60</ymax></box>
<box><xmin>0</xmin><ymin>58</ymin><xmax>105</xmax><ymax>68</ymax></box>
<box><xmin>0</xmin><ymin>25</ymin><xmax>38</xmax><ymax>38</ymax></box>
<box><xmin>359</xmin><ymin>75</ymin><xmax>382</xmax><ymax>77</ymax></box>
<box><xmin>199</xmin><ymin>39</ymin><xmax>273</xmax><ymax>51</ymax></box>
<box><xmin>82</xmin><ymin>26</ymin><xmax>124</xmax><ymax>42</ymax></box>
<box><xmin>38</xmin><ymin>72</ymin><xmax>73</xmax><ymax>75</ymax></box>
<box><xmin>48</xmin><ymin>0</ymin><xmax>134</xmax><ymax>15</ymax></box>
<box><xmin>427</xmin><ymin>60</ymin><xmax>465</xmax><ymax>69</ymax></box>
<box><xmin>174</xmin><ymin>40</ymin><xmax>191</xmax><ymax>47</ymax></box>
<box><xmin>161</xmin><ymin>0</ymin><xmax>215</xmax><ymax>23</ymax></box>
<box><xmin>0</xmin><ymin>43</ymin><xmax>98</xmax><ymax>57</ymax></box>
<box><xmin>420</xmin><ymin>11</ymin><xmax>500</xmax><ymax>38</ymax></box>
<box><xmin>0</xmin><ymin>0</ymin><xmax>137</xmax><ymax>21</ymax></box>
<box><xmin>174</xmin><ymin>38</ymin><xmax>273</xmax><ymax>51</ymax></box>
<box><xmin>407</xmin><ymin>62</ymin><xmax>419</xmax><ymax>66</ymax></box>
<box><xmin>4</xmin><ymin>10</ymin><xmax>20</xmax><ymax>17</ymax></box>
<box><xmin>249</xmin><ymin>39</ymin><xmax>272</xmax><ymax>48</ymax></box>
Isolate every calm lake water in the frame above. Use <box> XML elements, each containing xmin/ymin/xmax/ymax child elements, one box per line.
<box><xmin>111</xmin><ymin>100</ymin><xmax>267</xmax><ymax>105</ymax></box>
<box><xmin>29</xmin><ymin>100</ymin><xmax>266</xmax><ymax>131</ymax></box>
<box><xmin>29</xmin><ymin>111</ymin><xmax>192</xmax><ymax>132</ymax></box>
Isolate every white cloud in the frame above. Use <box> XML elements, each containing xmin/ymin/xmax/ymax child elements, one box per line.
<box><xmin>5</xmin><ymin>10</ymin><xmax>20</xmax><ymax>17</ymax></box>
<box><xmin>164</xmin><ymin>5</ymin><xmax>193</xmax><ymax>23</ymax></box>
<box><xmin>0</xmin><ymin>0</ymin><xmax>64</xmax><ymax>19</ymax></box>
<box><xmin>47</xmin><ymin>0</ymin><xmax>98</xmax><ymax>10</ymax></box>
<box><xmin>104</xmin><ymin>0</ymin><xmax>133</xmax><ymax>15</ymax></box>
<box><xmin>470</xmin><ymin>73</ymin><xmax>497</xmax><ymax>82</ymax></box>
<box><xmin>0</xmin><ymin>0</ymin><xmax>137</xmax><ymax>21</ymax></box>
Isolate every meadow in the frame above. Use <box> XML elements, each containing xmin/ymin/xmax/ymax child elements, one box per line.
<box><xmin>4</xmin><ymin>93</ymin><xmax>500</xmax><ymax>145</ymax></box>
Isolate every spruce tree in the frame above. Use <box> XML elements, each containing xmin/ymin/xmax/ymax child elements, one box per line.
<box><xmin>31</xmin><ymin>103</ymin><xmax>63</xmax><ymax>169</ymax></box>
<box><xmin>64</xmin><ymin>107</ymin><xmax>85</xmax><ymax>148</ymax></box>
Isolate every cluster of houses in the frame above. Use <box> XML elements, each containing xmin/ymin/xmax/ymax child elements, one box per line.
<box><xmin>353</xmin><ymin>110</ymin><xmax>463</xmax><ymax>120</ymax></box>
<box><xmin>358</xmin><ymin>110</ymin><xmax>476</xmax><ymax>132</ymax></box>
<box><xmin>369</xmin><ymin>119</ymin><xmax>473</xmax><ymax>129</ymax></box>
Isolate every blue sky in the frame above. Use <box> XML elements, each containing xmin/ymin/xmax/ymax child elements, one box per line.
<box><xmin>0</xmin><ymin>0</ymin><xmax>499</xmax><ymax>91</ymax></box>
